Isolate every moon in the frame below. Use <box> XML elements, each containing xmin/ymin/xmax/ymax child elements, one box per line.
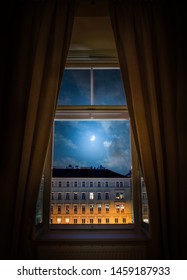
<box><xmin>90</xmin><ymin>135</ymin><xmax>96</xmax><ymax>142</ymax></box>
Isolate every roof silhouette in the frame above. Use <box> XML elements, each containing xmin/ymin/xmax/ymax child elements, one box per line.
<box><xmin>52</xmin><ymin>168</ymin><xmax>130</xmax><ymax>178</ymax></box>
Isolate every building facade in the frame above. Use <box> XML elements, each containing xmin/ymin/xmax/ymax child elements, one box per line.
<box><xmin>50</xmin><ymin>167</ymin><xmax>133</xmax><ymax>224</ymax></box>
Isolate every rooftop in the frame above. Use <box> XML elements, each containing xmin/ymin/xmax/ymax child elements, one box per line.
<box><xmin>52</xmin><ymin>168</ymin><xmax>131</xmax><ymax>179</ymax></box>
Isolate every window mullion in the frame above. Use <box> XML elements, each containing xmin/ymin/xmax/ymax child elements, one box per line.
<box><xmin>90</xmin><ymin>67</ymin><xmax>94</xmax><ymax>105</ymax></box>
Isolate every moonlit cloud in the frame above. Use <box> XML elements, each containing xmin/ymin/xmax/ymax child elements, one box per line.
<box><xmin>103</xmin><ymin>140</ymin><xmax>112</xmax><ymax>148</ymax></box>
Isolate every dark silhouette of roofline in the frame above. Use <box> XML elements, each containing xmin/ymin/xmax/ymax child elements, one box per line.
<box><xmin>52</xmin><ymin>168</ymin><xmax>131</xmax><ymax>178</ymax></box>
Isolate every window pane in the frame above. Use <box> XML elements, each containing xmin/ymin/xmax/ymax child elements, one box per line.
<box><xmin>51</xmin><ymin>119</ymin><xmax>133</xmax><ymax>224</ymax></box>
<box><xmin>53</xmin><ymin>120</ymin><xmax>131</xmax><ymax>176</ymax></box>
<box><xmin>35</xmin><ymin>173</ymin><xmax>44</xmax><ymax>225</ymax></box>
<box><xmin>58</xmin><ymin>69</ymin><xmax>91</xmax><ymax>105</ymax></box>
<box><xmin>93</xmin><ymin>69</ymin><xmax>126</xmax><ymax>105</ymax></box>
<box><xmin>141</xmin><ymin>177</ymin><xmax>149</xmax><ymax>224</ymax></box>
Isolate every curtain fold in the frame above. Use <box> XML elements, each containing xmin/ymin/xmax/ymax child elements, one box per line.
<box><xmin>0</xmin><ymin>0</ymin><xmax>75</xmax><ymax>259</ymax></box>
<box><xmin>109</xmin><ymin>0</ymin><xmax>187</xmax><ymax>259</ymax></box>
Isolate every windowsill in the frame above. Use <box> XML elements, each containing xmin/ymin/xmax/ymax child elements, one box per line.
<box><xmin>34</xmin><ymin>224</ymin><xmax>150</xmax><ymax>244</ymax></box>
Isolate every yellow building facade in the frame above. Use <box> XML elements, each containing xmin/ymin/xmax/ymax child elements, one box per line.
<box><xmin>50</xmin><ymin>167</ymin><xmax>133</xmax><ymax>224</ymax></box>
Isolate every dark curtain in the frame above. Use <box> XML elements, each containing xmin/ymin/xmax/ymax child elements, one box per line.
<box><xmin>109</xmin><ymin>0</ymin><xmax>187</xmax><ymax>259</ymax></box>
<box><xmin>0</xmin><ymin>0</ymin><xmax>75</xmax><ymax>259</ymax></box>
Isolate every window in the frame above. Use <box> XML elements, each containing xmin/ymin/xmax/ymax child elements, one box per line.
<box><xmin>105</xmin><ymin>204</ymin><xmax>109</xmax><ymax>213</ymax></box>
<box><xmin>141</xmin><ymin>177</ymin><xmax>149</xmax><ymax>224</ymax></box>
<box><xmin>105</xmin><ymin>192</ymin><xmax>109</xmax><ymax>200</ymax></box>
<box><xmin>74</xmin><ymin>205</ymin><xmax>77</xmax><ymax>214</ymax></box>
<box><xmin>58</xmin><ymin>192</ymin><xmax>62</xmax><ymax>200</ymax></box>
<box><xmin>116</xmin><ymin>192</ymin><xmax>124</xmax><ymax>200</ymax></box>
<box><xmin>65</xmin><ymin>193</ymin><xmax>70</xmax><ymax>200</ymax></box>
<box><xmin>45</xmin><ymin>67</ymin><xmax>136</xmax><ymax>226</ymax></box>
<box><xmin>65</xmin><ymin>205</ymin><xmax>70</xmax><ymax>214</ymax></box>
<box><xmin>58</xmin><ymin>205</ymin><xmax>61</xmax><ymax>214</ymax></box>
<box><xmin>74</xmin><ymin>192</ymin><xmax>78</xmax><ymax>200</ymax></box>
<box><xmin>90</xmin><ymin>204</ymin><xmax>94</xmax><ymax>214</ymax></box>
<box><xmin>82</xmin><ymin>218</ymin><xmax>86</xmax><ymax>224</ymax></box>
<box><xmin>82</xmin><ymin>192</ymin><xmax>86</xmax><ymax>200</ymax></box>
<box><xmin>89</xmin><ymin>192</ymin><xmax>94</xmax><ymax>200</ymax></box>
<box><xmin>97</xmin><ymin>192</ymin><xmax>102</xmax><ymax>200</ymax></box>
<box><xmin>82</xmin><ymin>205</ymin><xmax>86</xmax><ymax>214</ymax></box>
<box><xmin>115</xmin><ymin>218</ymin><xmax>118</xmax><ymax>224</ymax></box>
<box><xmin>97</xmin><ymin>204</ymin><xmax>102</xmax><ymax>214</ymax></box>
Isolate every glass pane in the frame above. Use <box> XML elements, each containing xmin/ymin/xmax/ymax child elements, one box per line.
<box><xmin>141</xmin><ymin>177</ymin><xmax>149</xmax><ymax>224</ymax></box>
<box><xmin>51</xmin><ymin>120</ymin><xmax>133</xmax><ymax>225</ymax></box>
<box><xmin>93</xmin><ymin>69</ymin><xmax>126</xmax><ymax>105</ymax></box>
<box><xmin>35</xmin><ymin>173</ymin><xmax>44</xmax><ymax>225</ymax></box>
<box><xmin>58</xmin><ymin>69</ymin><xmax>91</xmax><ymax>105</ymax></box>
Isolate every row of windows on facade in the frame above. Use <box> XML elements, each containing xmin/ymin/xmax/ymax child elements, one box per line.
<box><xmin>52</xmin><ymin>181</ymin><xmax>130</xmax><ymax>188</ymax></box>
<box><xmin>51</xmin><ymin>204</ymin><xmax>125</xmax><ymax>214</ymax></box>
<box><xmin>51</xmin><ymin>192</ymin><xmax>125</xmax><ymax>200</ymax></box>
<box><xmin>51</xmin><ymin>217</ymin><xmax>127</xmax><ymax>224</ymax></box>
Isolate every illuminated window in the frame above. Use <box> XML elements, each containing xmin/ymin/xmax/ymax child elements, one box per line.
<box><xmin>89</xmin><ymin>192</ymin><xmax>94</xmax><ymax>200</ymax></box>
<box><xmin>65</xmin><ymin>205</ymin><xmax>70</xmax><ymax>214</ymax></box>
<box><xmin>116</xmin><ymin>205</ymin><xmax>120</xmax><ymax>213</ymax></box>
<box><xmin>97</xmin><ymin>204</ymin><xmax>102</xmax><ymax>214</ymax></box>
<box><xmin>57</xmin><ymin>218</ymin><xmax>61</xmax><ymax>224</ymax></box>
<box><xmin>116</xmin><ymin>192</ymin><xmax>124</xmax><ymax>200</ymax></box>
<box><xmin>105</xmin><ymin>204</ymin><xmax>109</xmax><ymax>213</ymax></box>
<box><xmin>65</xmin><ymin>218</ymin><xmax>70</xmax><ymax>224</ymax></box>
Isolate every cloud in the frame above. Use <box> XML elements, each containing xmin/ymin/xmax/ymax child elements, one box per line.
<box><xmin>54</xmin><ymin>134</ymin><xmax>77</xmax><ymax>149</ymax></box>
<box><xmin>103</xmin><ymin>140</ymin><xmax>112</xmax><ymax>148</ymax></box>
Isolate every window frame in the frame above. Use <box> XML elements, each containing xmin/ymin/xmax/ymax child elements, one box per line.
<box><xmin>40</xmin><ymin>63</ymin><xmax>145</xmax><ymax>233</ymax></box>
